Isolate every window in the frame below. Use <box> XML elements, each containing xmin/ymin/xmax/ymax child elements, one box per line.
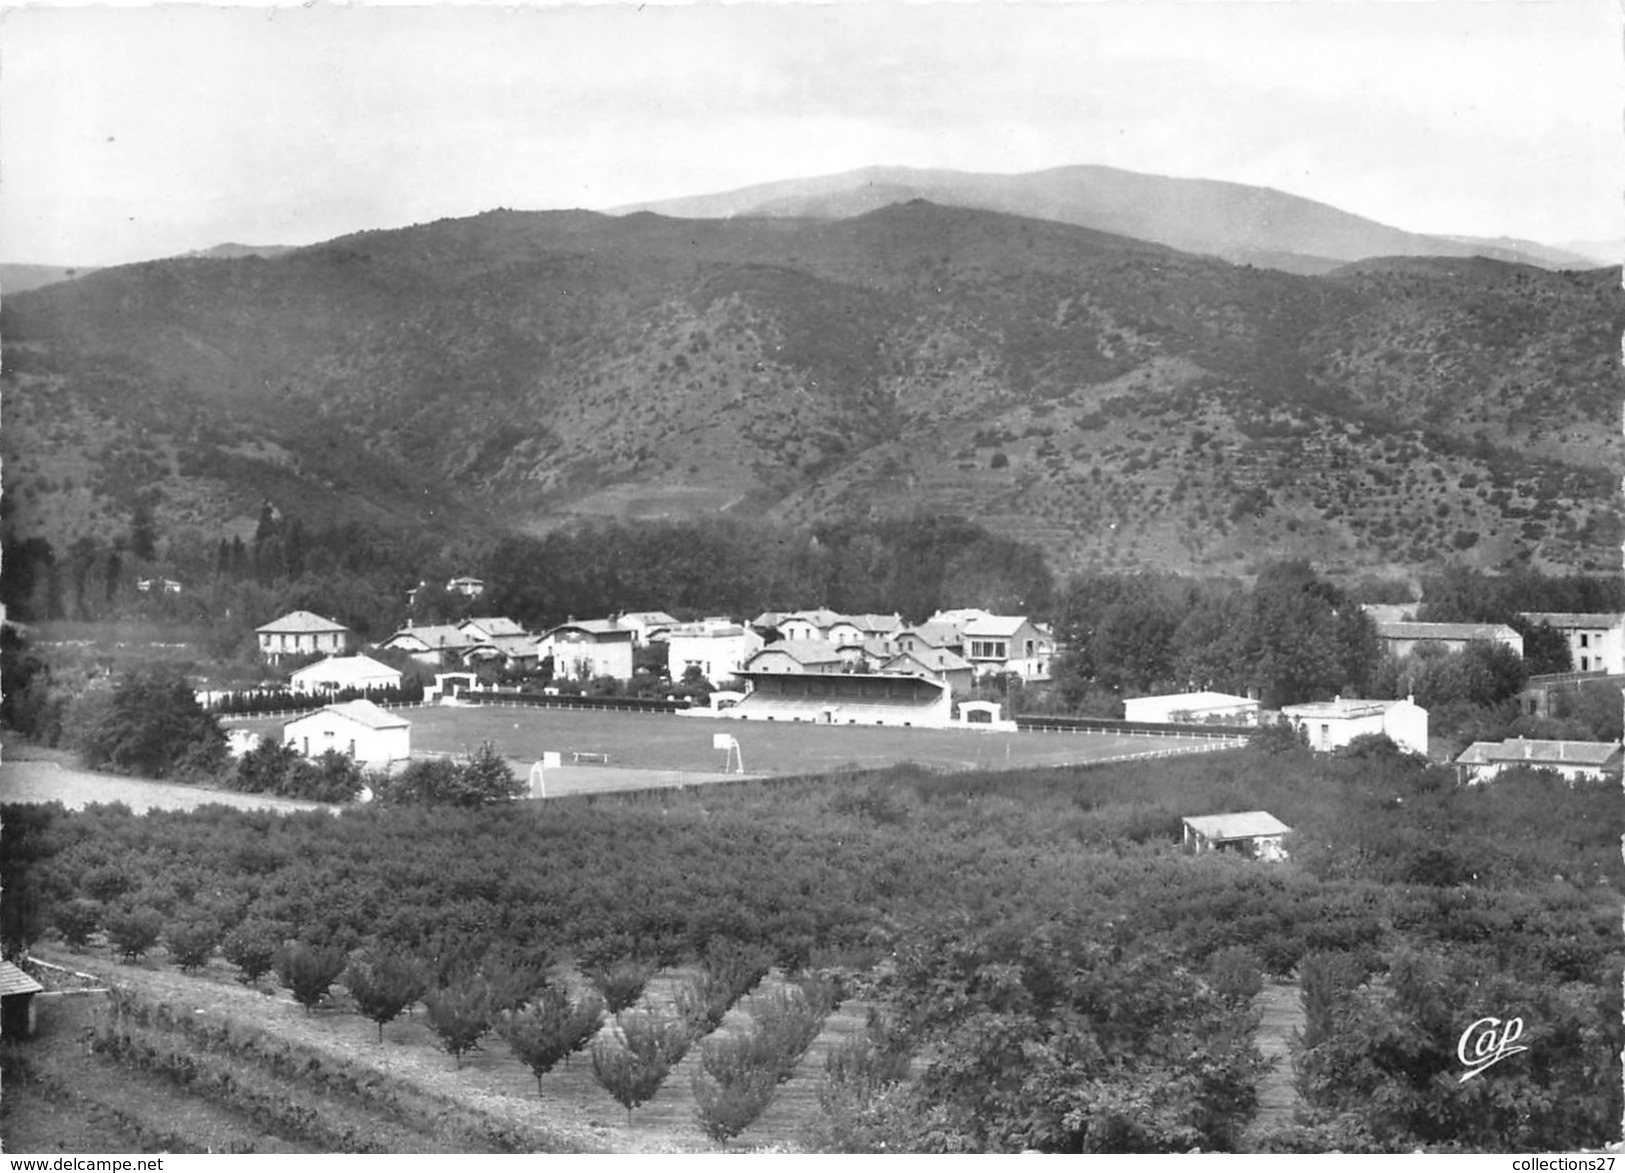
<box><xmin>1580</xmin><ymin>633</ymin><xmax>1590</xmax><ymax>648</ymax></box>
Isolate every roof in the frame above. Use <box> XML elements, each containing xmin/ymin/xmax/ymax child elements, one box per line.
<box><xmin>897</xmin><ymin>622</ymin><xmax>963</xmax><ymax>649</ymax></box>
<box><xmin>962</xmin><ymin>615</ymin><xmax>1038</xmax><ymax>639</ymax></box>
<box><xmin>461</xmin><ymin>617</ymin><xmax>527</xmax><ymax>638</ymax></box>
<box><xmin>544</xmin><ymin>619</ymin><xmax>634</xmax><ymax>640</ymax></box>
<box><xmin>618</xmin><ymin>611</ymin><xmax>678</xmax><ymax>627</ymax></box>
<box><xmin>783</xmin><ymin>609</ymin><xmax>844</xmax><ymax>631</ymax></box>
<box><xmin>1183</xmin><ymin>811</ymin><xmax>1292</xmax><ymax>841</ymax></box>
<box><xmin>1281</xmin><ymin>697</ymin><xmax>1417</xmax><ymax>719</ymax></box>
<box><xmin>1455</xmin><ymin>739</ymin><xmax>1623</xmax><ymax>768</ymax></box>
<box><xmin>286</xmin><ymin>698</ymin><xmax>411</xmax><ymax>731</ymax></box>
<box><xmin>668</xmin><ymin>622</ymin><xmax>749</xmax><ymax>639</ymax></box>
<box><xmin>289</xmin><ymin>654</ymin><xmax>400</xmax><ymax>680</ymax></box>
<box><xmin>1375</xmin><ymin>621</ymin><xmax>1520</xmax><ymax>642</ymax></box>
<box><xmin>748</xmin><ymin>639</ymin><xmax>843</xmax><ymax>665</ymax></box>
<box><xmin>1126</xmin><ymin>691</ymin><xmax>1257</xmax><ymax>709</ymax></box>
<box><xmin>256</xmin><ymin>610</ymin><xmax>349</xmax><ymax>635</ymax></box>
<box><xmin>0</xmin><ymin>960</ymin><xmax>44</xmax><ymax>997</ymax></box>
<box><xmin>384</xmin><ymin>624</ymin><xmax>476</xmax><ymax>650</ymax></box>
<box><xmin>1518</xmin><ymin>612</ymin><xmax>1625</xmax><ymax>630</ymax></box>
<box><xmin>883</xmin><ymin>648</ymin><xmax>971</xmax><ymax>674</ymax></box>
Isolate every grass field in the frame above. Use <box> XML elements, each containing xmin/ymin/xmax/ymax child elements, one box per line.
<box><xmin>231</xmin><ymin>703</ymin><xmax>1243</xmax><ymax>782</ymax></box>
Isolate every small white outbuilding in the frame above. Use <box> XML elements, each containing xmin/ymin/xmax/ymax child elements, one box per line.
<box><xmin>283</xmin><ymin>699</ymin><xmax>410</xmax><ymax>769</ymax></box>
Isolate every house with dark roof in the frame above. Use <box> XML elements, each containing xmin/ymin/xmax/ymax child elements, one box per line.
<box><xmin>1453</xmin><ymin>737</ymin><xmax>1623</xmax><ymax>784</ymax></box>
<box><xmin>1182</xmin><ymin>811</ymin><xmax>1292</xmax><ymax>861</ymax></box>
<box><xmin>256</xmin><ymin>611</ymin><xmax>353</xmax><ymax>664</ymax></box>
<box><xmin>380</xmin><ymin>623</ymin><xmax>481</xmax><ymax>667</ymax></box>
<box><xmin>1374</xmin><ymin>620</ymin><xmax>1523</xmax><ymax>660</ymax></box>
<box><xmin>881</xmin><ymin>648</ymin><xmax>975</xmax><ymax>697</ymax></box>
<box><xmin>743</xmin><ymin>640</ymin><xmax>844</xmax><ymax>675</ymax></box>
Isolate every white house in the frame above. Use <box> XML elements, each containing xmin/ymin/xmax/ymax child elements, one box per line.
<box><xmin>1517</xmin><ymin>612</ymin><xmax>1625</xmax><ymax>675</ymax></box>
<box><xmin>289</xmin><ymin>654</ymin><xmax>403</xmax><ymax>696</ymax></box>
<box><xmin>1453</xmin><ymin>737</ymin><xmax>1624</xmax><ymax>784</ymax></box>
<box><xmin>537</xmin><ymin>619</ymin><xmax>635</xmax><ymax>682</ymax></box>
<box><xmin>446</xmin><ymin>576</ymin><xmax>486</xmax><ymax>597</ymax></box>
<box><xmin>1279</xmin><ymin>695</ymin><xmax>1429</xmax><ymax>756</ymax></box>
<box><xmin>1124</xmin><ymin>691</ymin><xmax>1260</xmax><ymax>726</ymax></box>
<box><xmin>283</xmin><ymin>699</ymin><xmax>410</xmax><ymax>769</ymax></box>
<box><xmin>959</xmin><ymin>615</ymin><xmax>1055</xmax><ymax>681</ymax></box>
<box><xmin>666</xmin><ymin>620</ymin><xmax>765</xmax><ymax>688</ymax></box>
<box><xmin>458</xmin><ymin>616</ymin><xmax>528</xmax><ymax>642</ymax></box>
<box><xmin>1182</xmin><ymin>811</ymin><xmax>1292</xmax><ymax>862</ymax></box>
<box><xmin>256</xmin><ymin>611</ymin><xmax>352</xmax><ymax>664</ymax></box>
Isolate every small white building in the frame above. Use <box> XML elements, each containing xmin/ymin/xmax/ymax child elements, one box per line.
<box><xmin>380</xmin><ymin>624</ymin><xmax>481</xmax><ymax>667</ymax></box>
<box><xmin>1279</xmin><ymin>695</ymin><xmax>1429</xmax><ymax>756</ymax></box>
<box><xmin>283</xmin><ymin>699</ymin><xmax>410</xmax><ymax>769</ymax></box>
<box><xmin>289</xmin><ymin>654</ymin><xmax>403</xmax><ymax>696</ymax></box>
<box><xmin>778</xmin><ymin>609</ymin><xmax>846</xmax><ymax>642</ymax></box>
<box><xmin>1182</xmin><ymin>811</ymin><xmax>1292</xmax><ymax>862</ymax></box>
<box><xmin>1124</xmin><ymin>691</ymin><xmax>1260</xmax><ymax>726</ymax></box>
<box><xmin>1517</xmin><ymin>612</ymin><xmax>1625</xmax><ymax>675</ymax></box>
<box><xmin>1453</xmin><ymin>737</ymin><xmax>1624</xmax><ymax>784</ymax></box>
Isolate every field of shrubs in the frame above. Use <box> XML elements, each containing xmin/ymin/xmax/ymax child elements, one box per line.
<box><xmin>2</xmin><ymin>742</ymin><xmax>1620</xmax><ymax>1152</ymax></box>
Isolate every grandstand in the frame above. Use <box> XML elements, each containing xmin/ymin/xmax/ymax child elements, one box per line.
<box><xmin>729</xmin><ymin>667</ymin><xmax>953</xmax><ymax>728</ymax></box>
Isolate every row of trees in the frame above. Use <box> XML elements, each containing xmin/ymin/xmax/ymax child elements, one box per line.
<box><xmin>1051</xmin><ymin>561</ymin><xmax>1381</xmax><ymax>709</ymax></box>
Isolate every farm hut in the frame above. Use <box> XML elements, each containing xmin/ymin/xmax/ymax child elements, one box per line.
<box><xmin>0</xmin><ymin>960</ymin><xmax>45</xmax><ymax>1039</ymax></box>
<box><xmin>283</xmin><ymin>699</ymin><xmax>411</xmax><ymax>769</ymax></box>
<box><xmin>1182</xmin><ymin>811</ymin><xmax>1292</xmax><ymax>862</ymax></box>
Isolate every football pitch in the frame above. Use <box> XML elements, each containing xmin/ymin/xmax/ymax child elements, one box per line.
<box><xmin>236</xmin><ymin>703</ymin><xmax>1244</xmax><ymax>793</ymax></box>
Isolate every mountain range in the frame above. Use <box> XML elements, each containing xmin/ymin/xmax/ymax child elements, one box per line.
<box><xmin>611</xmin><ymin>165</ymin><xmax>1605</xmax><ymax>275</ymax></box>
<box><xmin>3</xmin><ymin>171</ymin><xmax>1619</xmax><ymax>581</ymax></box>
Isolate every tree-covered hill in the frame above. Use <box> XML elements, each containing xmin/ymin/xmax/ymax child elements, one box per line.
<box><xmin>3</xmin><ymin>202</ymin><xmax>1618</xmax><ymax>576</ymax></box>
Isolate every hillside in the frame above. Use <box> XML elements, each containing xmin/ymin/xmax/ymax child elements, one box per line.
<box><xmin>609</xmin><ymin>164</ymin><xmax>1593</xmax><ymax>275</ymax></box>
<box><xmin>2</xmin><ymin>202</ymin><xmax>1619</xmax><ymax>577</ymax></box>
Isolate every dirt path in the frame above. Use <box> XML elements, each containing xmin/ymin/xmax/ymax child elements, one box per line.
<box><xmin>1250</xmin><ymin>980</ymin><xmax>1304</xmax><ymax>1135</ymax></box>
<box><xmin>0</xmin><ymin>759</ymin><xmax>328</xmax><ymax>814</ymax></box>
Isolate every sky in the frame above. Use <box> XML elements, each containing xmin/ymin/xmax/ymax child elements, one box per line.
<box><xmin>2</xmin><ymin>0</ymin><xmax>1620</xmax><ymax>267</ymax></box>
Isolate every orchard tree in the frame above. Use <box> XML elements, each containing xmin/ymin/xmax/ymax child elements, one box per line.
<box><xmin>497</xmin><ymin>986</ymin><xmax>607</xmax><ymax>1095</ymax></box>
<box><xmin>345</xmin><ymin>951</ymin><xmax>428</xmax><ymax>1042</ymax></box>
<box><xmin>222</xmin><ymin>918</ymin><xmax>282</xmax><ymax>985</ymax></box>
<box><xmin>105</xmin><ymin>905</ymin><xmax>164</xmax><ymax>963</ymax></box>
<box><xmin>276</xmin><ymin>941</ymin><xmax>348</xmax><ymax>1012</ymax></box>
<box><xmin>424</xmin><ymin>977</ymin><xmax>494</xmax><ymax>1069</ymax></box>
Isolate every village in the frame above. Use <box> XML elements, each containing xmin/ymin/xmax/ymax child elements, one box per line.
<box><xmin>216</xmin><ymin>576</ymin><xmax>1625</xmax><ymax>865</ymax></box>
